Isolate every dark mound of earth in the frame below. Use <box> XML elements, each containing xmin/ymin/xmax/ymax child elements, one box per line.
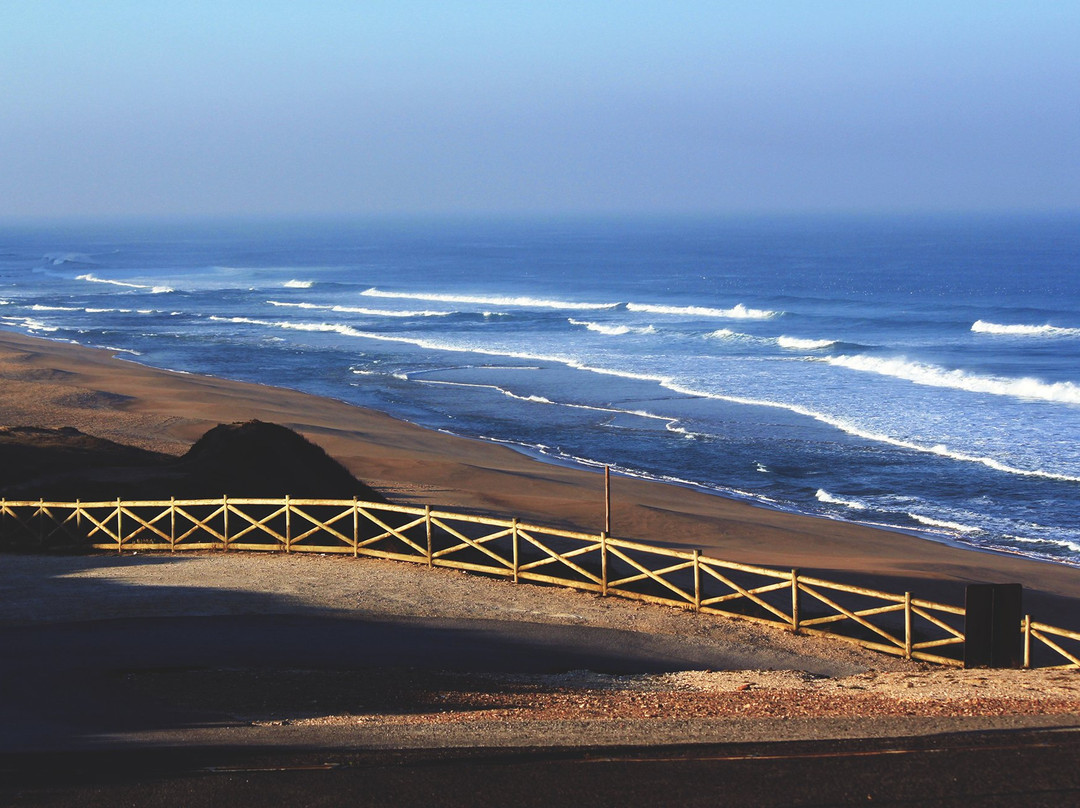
<box><xmin>0</xmin><ymin>420</ymin><xmax>387</xmax><ymax>502</ymax></box>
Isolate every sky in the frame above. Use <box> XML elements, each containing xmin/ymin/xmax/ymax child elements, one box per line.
<box><xmin>2</xmin><ymin>1</ymin><xmax>1078</xmax><ymax>219</ymax></box>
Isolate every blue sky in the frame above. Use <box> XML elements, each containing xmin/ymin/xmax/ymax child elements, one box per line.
<box><xmin>2</xmin><ymin>1</ymin><xmax>1077</xmax><ymax>218</ymax></box>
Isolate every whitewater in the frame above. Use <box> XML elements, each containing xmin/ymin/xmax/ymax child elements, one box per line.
<box><xmin>1</xmin><ymin>214</ymin><xmax>1078</xmax><ymax>565</ymax></box>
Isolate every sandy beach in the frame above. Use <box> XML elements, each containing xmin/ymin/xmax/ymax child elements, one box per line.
<box><xmin>2</xmin><ymin>329</ymin><xmax>1080</xmax><ymax>622</ymax></box>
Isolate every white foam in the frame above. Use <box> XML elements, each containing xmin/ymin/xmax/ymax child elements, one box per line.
<box><xmin>30</xmin><ymin>304</ymin><xmax>80</xmax><ymax>312</ymax></box>
<box><xmin>284</xmin><ymin>279</ymin><xmax>313</xmax><ymax>288</ymax></box>
<box><xmin>824</xmin><ymin>354</ymin><xmax>1080</xmax><ymax>405</ymax></box>
<box><xmin>103</xmin><ymin>346</ymin><xmax>142</xmax><ymax>356</ymax></box>
<box><xmin>815</xmin><ymin>489</ymin><xmax>868</xmax><ymax>510</ymax></box>
<box><xmin>411</xmin><ymin>377</ymin><xmax>684</xmax><ymax>428</ymax></box>
<box><xmin>568</xmin><ymin>318</ymin><xmax>656</xmax><ymax>336</ymax></box>
<box><xmin>1</xmin><ymin>316</ymin><xmax>59</xmax><ymax>332</ymax></box>
<box><xmin>207</xmin><ymin>314</ymin><xmax>1080</xmax><ymax>484</ymax></box>
<box><xmin>267</xmin><ymin>300</ymin><xmax>451</xmax><ymax>318</ymax></box>
<box><xmin>76</xmin><ymin>273</ymin><xmax>173</xmax><ymax>294</ymax></box>
<box><xmin>412</xmin><ymin>378</ymin><xmax>556</xmax><ymax>405</ymax></box>
<box><xmin>212</xmin><ymin>316</ymin><xmax>368</xmax><ymax>340</ymax></box>
<box><xmin>778</xmin><ymin>336</ymin><xmax>836</xmax><ymax>350</ymax></box>
<box><xmin>972</xmin><ymin>320</ymin><xmax>1080</xmax><ymax>337</ymax></box>
<box><xmin>909</xmin><ymin>513</ymin><xmax>982</xmax><ymax>534</ymax></box>
<box><xmin>627</xmin><ymin>302</ymin><xmax>778</xmax><ymax>319</ymax></box>
<box><xmin>1008</xmin><ymin>535</ymin><xmax>1080</xmax><ymax>554</ymax></box>
<box><xmin>361</xmin><ymin>287</ymin><xmax>619</xmax><ymax>311</ymax></box>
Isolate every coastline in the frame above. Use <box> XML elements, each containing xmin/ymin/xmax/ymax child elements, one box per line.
<box><xmin>3</xmin><ymin>327</ymin><xmax>1080</xmax><ymax>624</ymax></box>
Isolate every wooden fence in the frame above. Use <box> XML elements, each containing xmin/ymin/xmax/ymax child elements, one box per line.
<box><xmin>2</xmin><ymin>496</ymin><xmax>1078</xmax><ymax>669</ymax></box>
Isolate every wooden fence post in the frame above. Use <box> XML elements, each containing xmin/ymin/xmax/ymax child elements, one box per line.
<box><xmin>693</xmin><ymin>549</ymin><xmax>701</xmax><ymax>612</ymax></box>
<box><xmin>1023</xmin><ymin>614</ymin><xmax>1032</xmax><ymax>669</ymax></box>
<box><xmin>512</xmin><ymin>518</ymin><xmax>519</xmax><ymax>583</ymax></box>
<box><xmin>604</xmin><ymin>465</ymin><xmax>611</xmax><ymax>535</ymax></box>
<box><xmin>353</xmin><ymin>497</ymin><xmax>359</xmax><ymax>557</ymax></box>
<box><xmin>285</xmin><ymin>495</ymin><xmax>291</xmax><ymax>553</ymax></box>
<box><xmin>38</xmin><ymin>498</ymin><xmax>45</xmax><ymax>546</ymax></box>
<box><xmin>904</xmin><ymin>591</ymin><xmax>913</xmax><ymax>659</ymax></box>
<box><xmin>222</xmin><ymin>495</ymin><xmax>229</xmax><ymax>551</ymax></box>
<box><xmin>791</xmin><ymin>568</ymin><xmax>800</xmax><ymax>632</ymax></box>
<box><xmin>170</xmin><ymin>497</ymin><xmax>176</xmax><ymax>551</ymax></box>
<box><xmin>116</xmin><ymin>498</ymin><xmax>123</xmax><ymax>554</ymax></box>
<box><xmin>425</xmin><ymin>506</ymin><xmax>433</xmax><ymax>568</ymax></box>
<box><xmin>601</xmin><ymin>531</ymin><xmax>608</xmax><ymax>596</ymax></box>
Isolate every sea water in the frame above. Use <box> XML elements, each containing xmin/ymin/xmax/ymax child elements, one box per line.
<box><xmin>1</xmin><ymin>214</ymin><xmax>1078</xmax><ymax>565</ymax></box>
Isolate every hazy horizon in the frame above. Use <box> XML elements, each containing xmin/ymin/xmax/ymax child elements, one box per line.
<box><xmin>3</xmin><ymin>2</ymin><xmax>1078</xmax><ymax>220</ymax></box>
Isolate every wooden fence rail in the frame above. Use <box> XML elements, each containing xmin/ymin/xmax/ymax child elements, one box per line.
<box><xmin>2</xmin><ymin>496</ymin><xmax>1077</xmax><ymax>670</ymax></box>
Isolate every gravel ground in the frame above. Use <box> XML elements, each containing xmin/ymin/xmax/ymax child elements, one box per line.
<box><xmin>4</xmin><ymin>551</ymin><xmax>1079</xmax><ymax>742</ymax></box>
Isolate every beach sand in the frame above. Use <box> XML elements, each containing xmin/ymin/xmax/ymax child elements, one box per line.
<box><xmin>2</xmin><ymin>329</ymin><xmax>1078</xmax><ymax>622</ymax></box>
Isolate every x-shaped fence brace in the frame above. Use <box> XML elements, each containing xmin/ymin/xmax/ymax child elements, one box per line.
<box><xmin>1</xmin><ymin>496</ymin><xmax>1076</xmax><ymax>670</ymax></box>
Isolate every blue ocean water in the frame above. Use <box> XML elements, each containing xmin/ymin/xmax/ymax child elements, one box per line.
<box><xmin>2</xmin><ymin>215</ymin><xmax>1079</xmax><ymax>565</ymax></box>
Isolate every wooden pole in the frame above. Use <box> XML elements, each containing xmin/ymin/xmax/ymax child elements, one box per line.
<box><xmin>425</xmin><ymin>506</ymin><xmax>433</xmax><ymax>568</ymax></box>
<box><xmin>693</xmin><ymin>549</ymin><xmax>701</xmax><ymax>612</ymax></box>
<box><xmin>285</xmin><ymin>495</ymin><xmax>291</xmax><ymax>553</ymax></box>
<box><xmin>601</xmin><ymin>531</ymin><xmax>608</xmax><ymax>596</ymax></box>
<box><xmin>170</xmin><ymin>497</ymin><xmax>176</xmax><ymax>551</ymax></box>
<box><xmin>353</xmin><ymin>497</ymin><xmax>359</xmax><ymax>557</ymax></box>
<box><xmin>116</xmin><ymin>498</ymin><xmax>122</xmax><ymax>554</ymax></box>
<box><xmin>1023</xmin><ymin>614</ymin><xmax>1032</xmax><ymax>669</ymax></box>
<box><xmin>222</xmin><ymin>495</ymin><xmax>229</xmax><ymax>551</ymax></box>
<box><xmin>512</xmin><ymin>518</ymin><xmax>519</xmax><ymax>583</ymax></box>
<box><xmin>904</xmin><ymin>591</ymin><xmax>913</xmax><ymax>659</ymax></box>
<box><xmin>604</xmin><ymin>465</ymin><xmax>611</xmax><ymax>535</ymax></box>
<box><xmin>790</xmin><ymin>568</ymin><xmax>800</xmax><ymax>632</ymax></box>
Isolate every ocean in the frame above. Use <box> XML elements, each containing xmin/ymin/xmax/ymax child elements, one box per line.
<box><xmin>2</xmin><ymin>214</ymin><xmax>1078</xmax><ymax>566</ymax></box>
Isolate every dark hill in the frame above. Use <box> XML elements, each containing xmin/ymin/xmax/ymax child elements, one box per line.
<box><xmin>174</xmin><ymin>420</ymin><xmax>385</xmax><ymax>500</ymax></box>
<box><xmin>0</xmin><ymin>421</ymin><xmax>386</xmax><ymax>502</ymax></box>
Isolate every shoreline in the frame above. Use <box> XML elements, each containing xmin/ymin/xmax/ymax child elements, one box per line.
<box><xmin>104</xmin><ymin>335</ymin><xmax>1077</xmax><ymax>571</ymax></box>
<box><xmin>2</xmin><ymin>327</ymin><xmax>1080</xmax><ymax>625</ymax></box>
<box><xmin>498</xmin><ymin>431</ymin><xmax>1035</xmax><ymax>567</ymax></box>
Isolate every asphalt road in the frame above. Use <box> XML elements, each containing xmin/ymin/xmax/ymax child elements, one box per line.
<box><xmin>4</xmin><ymin>729</ymin><xmax>1079</xmax><ymax>807</ymax></box>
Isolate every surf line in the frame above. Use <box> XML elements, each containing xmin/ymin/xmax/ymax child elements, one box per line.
<box><xmin>216</xmin><ymin>316</ymin><xmax>1080</xmax><ymax>485</ymax></box>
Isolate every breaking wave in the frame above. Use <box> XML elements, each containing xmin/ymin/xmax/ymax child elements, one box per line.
<box><xmin>824</xmin><ymin>354</ymin><xmax>1080</xmax><ymax>405</ymax></box>
<box><xmin>972</xmin><ymin>320</ymin><xmax>1080</xmax><ymax>337</ymax></box>
<box><xmin>361</xmin><ymin>287</ymin><xmax>619</xmax><ymax>311</ymax></box>
<box><xmin>778</xmin><ymin>336</ymin><xmax>837</xmax><ymax>350</ymax></box>
<box><xmin>266</xmin><ymin>300</ymin><xmax>452</xmax><ymax>318</ymax></box>
<box><xmin>815</xmin><ymin>489</ymin><xmax>868</xmax><ymax>510</ymax></box>
<box><xmin>568</xmin><ymin>318</ymin><xmax>656</xmax><ymax>336</ymax></box>
<box><xmin>909</xmin><ymin>514</ymin><xmax>982</xmax><ymax>534</ymax></box>
<box><xmin>76</xmin><ymin>273</ymin><xmax>173</xmax><ymax>294</ymax></box>
<box><xmin>626</xmin><ymin>302</ymin><xmax>778</xmax><ymax>319</ymax></box>
<box><xmin>704</xmin><ymin>328</ymin><xmax>753</xmax><ymax>340</ymax></box>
